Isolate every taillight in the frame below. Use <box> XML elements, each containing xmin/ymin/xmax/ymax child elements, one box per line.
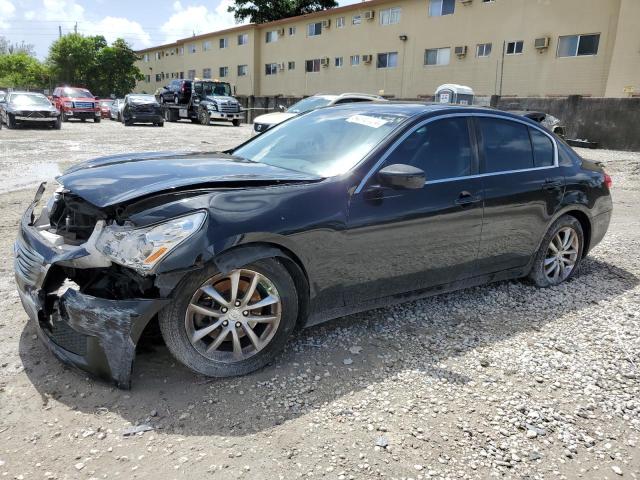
<box><xmin>604</xmin><ymin>173</ymin><xmax>612</xmax><ymax>189</ymax></box>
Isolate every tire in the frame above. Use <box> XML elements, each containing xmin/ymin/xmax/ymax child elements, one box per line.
<box><xmin>199</xmin><ymin>109</ymin><xmax>210</xmax><ymax>125</ymax></box>
<box><xmin>6</xmin><ymin>113</ymin><xmax>16</xmax><ymax>129</ymax></box>
<box><xmin>53</xmin><ymin>117</ymin><xmax>62</xmax><ymax>130</ymax></box>
<box><xmin>61</xmin><ymin>113</ymin><xmax>68</xmax><ymax>122</ymax></box>
<box><xmin>159</xmin><ymin>258</ymin><xmax>299</xmax><ymax>378</ymax></box>
<box><xmin>232</xmin><ymin>119</ymin><xmax>241</xmax><ymax>127</ymax></box>
<box><xmin>157</xmin><ymin>121</ymin><xmax>164</xmax><ymax>127</ymax></box>
<box><xmin>190</xmin><ymin>118</ymin><xmax>199</xmax><ymax>124</ymax></box>
<box><xmin>94</xmin><ymin>117</ymin><xmax>101</xmax><ymax>123</ymax></box>
<box><xmin>528</xmin><ymin>215</ymin><xmax>584</xmax><ymax>288</ymax></box>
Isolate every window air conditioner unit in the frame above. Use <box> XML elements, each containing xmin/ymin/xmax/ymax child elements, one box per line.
<box><xmin>535</xmin><ymin>37</ymin><xmax>550</xmax><ymax>49</ymax></box>
<box><xmin>455</xmin><ymin>45</ymin><xmax>468</xmax><ymax>57</ymax></box>
<box><xmin>460</xmin><ymin>0</ymin><xmax>472</xmax><ymax>4</ymax></box>
<box><xmin>320</xmin><ymin>57</ymin><xmax>330</xmax><ymax>67</ymax></box>
<box><xmin>362</xmin><ymin>54</ymin><xmax>373</xmax><ymax>63</ymax></box>
<box><xmin>322</xmin><ymin>19</ymin><xmax>331</xmax><ymax>28</ymax></box>
<box><xmin>364</xmin><ymin>10</ymin><xmax>375</xmax><ymax>20</ymax></box>
<box><xmin>277</xmin><ymin>28</ymin><xmax>285</xmax><ymax>36</ymax></box>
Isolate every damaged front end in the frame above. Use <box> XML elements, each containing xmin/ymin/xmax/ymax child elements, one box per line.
<box><xmin>14</xmin><ymin>183</ymin><xmax>202</xmax><ymax>388</ymax></box>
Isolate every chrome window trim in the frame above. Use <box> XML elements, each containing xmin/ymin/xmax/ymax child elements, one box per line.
<box><xmin>355</xmin><ymin>112</ymin><xmax>559</xmax><ymax>194</ymax></box>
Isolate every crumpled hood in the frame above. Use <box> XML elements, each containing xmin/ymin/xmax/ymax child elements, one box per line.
<box><xmin>253</xmin><ymin>112</ymin><xmax>296</xmax><ymax>126</ymax></box>
<box><xmin>206</xmin><ymin>95</ymin><xmax>239</xmax><ymax>104</ymax></box>
<box><xmin>57</xmin><ymin>151</ymin><xmax>320</xmax><ymax>208</ymax></box>
<box><xmin>9</xmin><ymin>104</ymin><xmax>58</xmax><ymax>112</ymax></box>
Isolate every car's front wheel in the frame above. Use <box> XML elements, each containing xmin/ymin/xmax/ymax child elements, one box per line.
<box><xmin>199</xmin><ymin>109</ymin><xmax>210</xmax><ymax>125</ymax></box>
<box><xmin>159</xmin><ymin>259</ymin><xmax>298</xmax><ymax>378</ymax></box>
<box><xmin>528</xmin><ymin>215</ymin><xmax>584</xmax><ymax>287</ymax></box>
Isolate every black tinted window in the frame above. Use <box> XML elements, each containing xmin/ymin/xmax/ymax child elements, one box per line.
<box><xmin>478</xmin><ymin>118</ymin><xmax>533</xmax><ymax>173</ymax></box>
<box><xmin>529</xmin><ymin>128</ymin><xmax>554</xmax><ymax>167</ymax></box>
<box><xmin>386</xmin><ymin>117</ymin><xmax>473</xmax><ymax>181</ymax></box>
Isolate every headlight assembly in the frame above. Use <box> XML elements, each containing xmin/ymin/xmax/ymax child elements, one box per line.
<box><xmin>207</xmin><ymin>104</ymin><xmax>218</xmax><ymax>111</ymax></box>
<box><xmin>95</xmin><ymin>212</ymin><xmax>206</xmax><ymax>273</ymax></box>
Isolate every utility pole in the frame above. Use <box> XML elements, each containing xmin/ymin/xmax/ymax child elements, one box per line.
<box><xmin>59</xmin><ymin>25</ymin><xmax>62</xmax><ymax>38</ymax></box>
<box><xmin>74</xmin><ymin>22</ymin><xmax>77</xmax><ymax>34</ymax></box>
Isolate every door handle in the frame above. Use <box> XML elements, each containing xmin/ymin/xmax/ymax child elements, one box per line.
<box><xmin>542</xmin><ymin>179</ymin><xmax>563</xmax><ymax>190</ymax></box>
<box><xmin>455</xmin><ymin>191</ymin><xmax>479</xmax><ymax>206</ymax></box>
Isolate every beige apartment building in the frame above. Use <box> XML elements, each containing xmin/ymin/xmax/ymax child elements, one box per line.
<box><xmin>135</xmin><ymin>0</ymin><xmax>640</xmax><ymax>98</ymax></box>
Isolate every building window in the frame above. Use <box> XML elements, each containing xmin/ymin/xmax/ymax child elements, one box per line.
<box><xmin>266</xmin><ymin>31</ymin><xmax>278</xmax><ymax>43</ymax></box>
<box><xmin>476</xmin><ymin>43</ymin><xmax>492</xmax><ymax>57</ymax></box>
<box><xmin>352</xmin><ymin>15</ymin><xmax>362</xmax><ymax>25</ymax></box>
<box><xmin>289</xmin><ymin>26</ymin><xmax>296</xmax><ymax>35</ymax></box>
<box><xmin>218</xmin><ymin>66</ymin><xmax>228</xmax><ymax>77</ymax></box>
<box><xmin>145</xmin><ymin>74</ymin><xmax>151</xmax><ymax>82</ymax></box>
<box><xmin>178</xmin><ymin>46</ymin><xmax>184</xmax><ymax>55</ymax></box>
<box><xmin>380</xmin><ymin>7</ymin><xmax>401</xmax><ymax>25</ymax></box>
<box><xmin>506</xmin><ymin>40</ymin><xmax>524</xmax><ymax>55</ymax></box>
<box><xmin>424</xmin><ymin>47</ymin><xmax>450</xmax><ymax>65</ymax></box>
<box><xmin>202</xmin><ymin>68</ymin><xmax>212</xmax><ymax>79</ymax></box>
<box><xmin>557</xmin><ymin>34</ymin><xmax>600</xmax><ymax>57</ymax></box>
<box><xmin>335</xmin><ymin>56</ymin><xmax>343</xmax><ymax>67</ymax></box>
<box><xmin>336</xmin><ymin>16</ymin><xmax>345</xmax><ymax>28</ymax></box>
<box><xmin>188</xmin><ymin>44</ymin><xmax>197</xmax><ymax>54</ymax></box>
<box><xmin>143</xmin><ymin>53</ymin><xmax>149</xmax><ymax>62</ymax></box>
<box><xmin>265</xmin><ymin>63</ymin><xmax>278</xmax><ymax>75</ymax></box>
<box><xmin>219</xmin><ymin>38</ymin><xmax>228</xmax><ymax>49</ymax></box>
<box><xmin>155</xmin><ymin>52</ymin><xmax>161</xmax><ymax>60</ymax></box>
<box><xmin>238</xmin><ymin>33</ymin><xmax>248</xmax><ymax>45</ymax></box>
<box><xmin>350</xmin><ymin>55</ymin><xmax>360</xmax><ymax>66</ymax></box>
<box><xmin>203</xmin><ymin>40</ymin><xmax>212</xmax><ymax>51</ymax></box>
<box><xmin>377</xmin><ymin>51</ymin><xmax>398</xmax><ymax>68</ymax></box>
<box><xmin>305</xmin><ymin>59</ymin><xmax>321</xmax><ymax>73</ymax></box>
<box><xmin>237</xmin><ymin>64</ymin><xmax>248</xmax><ymax>76</ymax></box>
<box><xmin>429</xmin><ymin>0</ymin><xmax>455</xmax><ymax>16</ymax></box>
<box><xmin>188</xmin><ymin>69</ymin><xmax>196</xmax><ymax>80</ymax></box>
<box><xmin>155</xmin><ymin>73</ymin><xmax>161</xmax><ymax>82</ymax></box>
<box><xmin>482</xmin><ymin>0</ymin><xmax>495</xmax><ymax>2</ymax></box>
<box><xmin>308</xmin><ymin>22</ymin><xmax>322</xmax><ymax>36</ymax></box>
<box><xmin>288</xmin><ymin>61</ymin><xmax>296</xmax><ymax>70</ymax></box>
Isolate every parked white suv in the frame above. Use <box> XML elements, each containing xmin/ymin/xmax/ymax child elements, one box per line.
<box><xmin>252</xmin><ymin>93</ymin><xmax>386</xmax><ymax>134</ymax></box>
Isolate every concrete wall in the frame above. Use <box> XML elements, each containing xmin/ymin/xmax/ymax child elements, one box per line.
<box><xmin>493</xmin><ymin>95</ymin><xmax>640</xmax><ymax>152</ymax></box>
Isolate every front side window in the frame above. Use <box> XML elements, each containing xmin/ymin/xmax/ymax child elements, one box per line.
<box><xmin>506</xmin><ymin>40</ymin><xmax>524</xmax><ymax>55</ymax></box>
<box><xmin>233</xmin><ymin>108</ymin><xmax>408</xmax><ymax>177</ymax></box>
<box><xmin>429</xmin><ymin>0</ymin><xmax>455</xmax><ymax>16</ymax></box>
<box><xmin>238</xmin><ymin>33</ymin><xmax>248</xmax><ymax>45</ymax></box>
<box><xmin>477</xmin><ymin>43</ymin><xmax>492</xmax><ymax>57</ymax></box>
<box><xmin>219</xmin><ymin>66</ymin><xmax>228</xmax><ymax>78</ymax></box>
<box><xmin>305</xmin><ymin>59</ymin><xmax>321</xmax><ymax>73</ymax></box>
<box><xmin>385</xmin><ymin>117</ymin><xmax>473</xmax><ymax>181</ymax></box>
<box><xmin>478</xmin><ymin>118</ymin><xmax>534</xmax><ymax>173</ymax></box>
<box><xmin>265</xmin><ymin>63</ymin><xmax>278</xmax><ymax>75</ymax></box>
<box><xmin>557</xmin><ymin>34</ymin><xmax>600</xmax><ymax>57</ymax></box>
<box><xmin>308</xmin><ymin>22</ymin><xmax>322</xmax><ymax>36</ymax></box>
<box><xmin>377</xmin><ymin>51</ymin><xmax>398</xmax><ymax>68</ymax></box>
<box><xmin>380</xmin><ymin>7</ymin><xmax>401</xmax><ymax>25</ymax></box>
<box><xmin>425</xmin><ymin>47</ymin><xmax>450</xmax><ymax>66</ymax></box>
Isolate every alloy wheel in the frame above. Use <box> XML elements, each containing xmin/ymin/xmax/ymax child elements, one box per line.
<box><xmin>544</xmin><ymin>227</ymin><xmax>579</xmax><ymax>283</ymax></box>
<box><xmin>185</xmin><ymin>269</ymin><xmax>282</xmax><ymax>363</ymax></box>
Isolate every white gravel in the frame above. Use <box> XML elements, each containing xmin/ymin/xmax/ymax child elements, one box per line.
<box><xmin>0</xmin><ymin>121</ymin><xmax>638</xmax><ymax>479</ymax></box>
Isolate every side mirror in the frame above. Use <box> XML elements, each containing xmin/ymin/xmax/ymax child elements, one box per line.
<box><xmin>278</xmin><ymin>104</ymin><xmax>286</xmax><ymax>112</ymax></box>
<box><xmin>378</xmin><ymin>164</ymin><xmax>425</xmax><ymax>190</ymax></box>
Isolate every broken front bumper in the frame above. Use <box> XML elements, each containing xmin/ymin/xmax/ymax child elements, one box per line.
<box><xmin>15</xmin><ymin>202</ymin><xmax>169</xmax><ymax>389</ymax></box>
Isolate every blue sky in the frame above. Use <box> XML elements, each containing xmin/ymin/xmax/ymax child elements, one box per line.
<box><xmin>0</xmin><ymin>0</ymin><xmax>359</xmax><ymax>58</ymax></box>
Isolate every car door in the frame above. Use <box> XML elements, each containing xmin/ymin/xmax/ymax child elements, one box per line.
<box><xmin>344</xmin><ymin>116</ymin><xmax>484</xmax><ymax>303</ymax></box>
<box><xmin>473</xmin><ymin>115</ymin><xmax>564</xmax><ymax>274</ymax></box>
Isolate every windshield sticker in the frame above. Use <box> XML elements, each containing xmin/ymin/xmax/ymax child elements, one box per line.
<box><xmin>346</xmin><ymin>114</ymin><xmax>389</xmax><ymax>129</ymax></box>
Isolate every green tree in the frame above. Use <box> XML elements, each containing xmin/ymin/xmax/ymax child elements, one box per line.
<box><xmin>47</xmin><ymin>33</ymin><xmax>143</xmax><ymax>97</ymax></box>
<box><xmin>0</xmin><ymin>52</ymin><xmax>49</xmax><ymax>89</ymax></box>
<box><xmin>228</xmin><ymin>0</ymin><xmax>338</xmax><ymax>24</ymax></box>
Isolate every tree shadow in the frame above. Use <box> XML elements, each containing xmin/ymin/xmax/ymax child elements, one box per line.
<box><xmin>19</xmin><ymin>257</ymin><xmax>638</xmax><ymax>437</ymax></box>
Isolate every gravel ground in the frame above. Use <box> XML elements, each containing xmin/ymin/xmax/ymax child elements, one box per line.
<box><xmin>0</xmin><ymin>120</ymin><xmax>638</xmax><ymax>480</ymax></box>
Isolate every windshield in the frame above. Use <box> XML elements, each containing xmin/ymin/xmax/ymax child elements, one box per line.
<box><xmin>99</xmin><ymin>100</ymin><xmax>114</xmax><ymax>106</ymax></box>
<box><xmin>62</xmin><ymin>88</ymin><xmax>93</xmax><ymax>98</ymax></box>
<box><xmin>287</xmin><ymin>96</ymin><xmax>335</xmax><ymax>114</ymax></box>
<box><xmin>198</xmin><ymin>82</ymin><xmax>232</xmax><ymax>97</ymax></box>
<box><xmin>234</xmin><ymin>108</ymin><xmax>408</xmax><ymax>177</ymax></box>
<box><xmin>10</xmin><ymin>94</ymin><xmax>51</xmax><ymax>107</ymax></box>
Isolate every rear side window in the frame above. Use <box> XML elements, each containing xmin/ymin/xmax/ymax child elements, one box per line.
<box><xmin>478</xmin><ymin>118</ymin><xmax>533</xmax><ymax>173</ymax></box>
<box><xmin>529</xmin><ymin>128</ymin><xmax>554</xmax><ymax>167</ymax></box>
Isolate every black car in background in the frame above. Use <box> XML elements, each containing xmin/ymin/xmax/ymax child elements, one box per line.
<box><xmin>122</xmin><ymin>94</ymin><xmax>164</xmax><ymax>126</ymax></box>
<box><xmin>14</xmin><ymin>104</ymin><xmax>612</xmax><ymax>388</ymax></box>
<box><xmin>0</xmin><ymin>92</ymin><xmax>61</xmax><ymax>129</ymax></box>
<box><xmin>156</xmin><ymin>79</ymin><xmax>192</xmax><ymax>104</ymax></box>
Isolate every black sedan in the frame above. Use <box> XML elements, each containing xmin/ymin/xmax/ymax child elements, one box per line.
<box><xmin>14</xmin><ymin>103</ymin><xmax>612</xmax><ymax>388</ymax></box>
<box><xmin>122</xmin><ymin>94</ymin><xmax>164</xmax><ymax>126</ymax></box>
<box><xmin>0</xmin><ymin>92</ymin><xmax>61</xmax><ymax>129</ymax></box>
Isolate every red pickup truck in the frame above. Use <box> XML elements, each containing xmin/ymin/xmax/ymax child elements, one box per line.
<box><xmin>51</xmin><ymin>86</ymin><xmax>101</xmax><ymax>123</ymax></box>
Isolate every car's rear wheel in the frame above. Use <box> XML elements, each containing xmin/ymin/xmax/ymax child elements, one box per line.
<box><xmin>232</xmin><ymin>119</ymin><xmax>241</xmax><ymax>127</ymax></box>
<box><xmin>159</xmin><ymin>259</ymin><xmax>298</xmax><ymax>378</ymax></box>
<box><xmin>528</xmin><ymin>215</ymin><xmax>584</xmax><ymax>287</ymax></box>
<box><xmin>199</xmin><ymin>109</ymin><xmax>210</xmax><ymax>125</ymax></box>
